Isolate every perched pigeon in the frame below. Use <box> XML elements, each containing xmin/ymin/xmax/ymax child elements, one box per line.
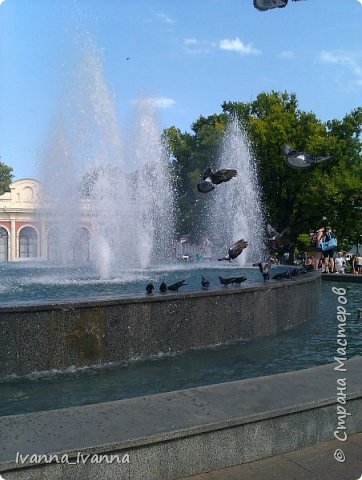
<box><xmin>146</xmin><ymin>283</ymin><xmax>154</xmax><ymax>294</ymax></box>
<box><xmin>290</xmin><ymin>267</ymin><xmax>314</xmax><ymax>276</ymax></box>
<box><xmin>231</xmin><ymin>276</ymin><xmax>247</xmax><ymax>285</ymax></box>
<box><xmin>218</xmin><ymin>239</ymin><xmax>248</xmax><ymax>262</ymax></box>
<box><xmin>201</xmin><ymin>275</ymin><xmax>210</xmax><ymax>288</ymax></box>
<box><xmin>272</xmin><ymin>270</ymin><xmax>292</xmax><ymax>280</ymax></box>
<box><xmin>303</xmin><ymin>264</ymin><xmax>314</xmax><ymax>272</ymax></box>
<box><xmin>168</xmin><ymin>279</ymin><xmax>187</xmax><ymax>291</ymax></box>
<box><xmin>219</xmin><ymin>276</ymin><xmax>236</xmax><ymax>286</ymax></box>
<box><xmin>253</xmin><ymin>262</ymin><xmax>270</xmax><ymax>282</ymax></box>
<box><xmin>197</xmin><ymin>168</ymin><xmax>237</xmax><ymax>194</ymax></box>
<box><xmin>284</xmin><ymin>144</ymin><xmax>333</xmax><ymax>169</ymax></box>
<box><xmin>159</xmin><ymin>281</ymin><xmax>167</xmax><ymax>293</ymax></box>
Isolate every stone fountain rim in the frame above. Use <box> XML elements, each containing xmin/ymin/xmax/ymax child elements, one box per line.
<box><xmin>0</xmin><ymin>271</ymin><xmax>320</xmax><ymax>313</ymax></box>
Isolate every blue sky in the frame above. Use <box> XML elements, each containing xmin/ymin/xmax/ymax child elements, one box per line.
<box><xmin>0</xmin><ymin>0</ymin><xmax>361</xmax><ymax>180</ymax></box>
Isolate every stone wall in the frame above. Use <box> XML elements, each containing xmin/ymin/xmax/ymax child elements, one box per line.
<box><xmin>0</xmin><ymin>273</ymin><xmax>321</xmax><ymax>377</ymax></box>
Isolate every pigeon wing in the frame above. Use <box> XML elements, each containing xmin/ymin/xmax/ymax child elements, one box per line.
<box><xmin>229</xmin><ymin>239</ymin><xmax>248</xmax><ymax>259</ymax></box>
<box><xmin>284</xmin><ymin>144</ymin><xmax>297</xmax><ymax>156</ymax></box>
<box><xmin>211</xmin><ymin>169</ymin><xmax>237</xmax><ymax>185</ymax></box>
<box><xmin>266</xmin><ymin>223</ymin><xmax>279</xmax><ymax>240</ymax></box>
<box><xmin>309</xmin><ymin>155</ymin><xmax>334</xmax><ymax>165</ymax></box>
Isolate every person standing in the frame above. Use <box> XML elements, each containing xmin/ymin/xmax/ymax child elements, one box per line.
<box><xmin>320</xmin><ymin>226</ymin><xmax>337</xmax><ymax>273</ymax></box>
<box><xmin>353</xmin><ymin>252</ymin><xmax>362</xmax><ymax>274</ymax></box>
<box><xmin>310</xmin><ymin>228</ymin><xmax>324</xmax><ymax>269</ymax></box>
<box><xmin>201</xmin><ymin>235</ymin><xmax>213</xmax><ymax>261</ymax></box>
<box><xmin>335</xmin><ymin>251</ymin><xmax>346</xmax><ymax>274</ymax></box>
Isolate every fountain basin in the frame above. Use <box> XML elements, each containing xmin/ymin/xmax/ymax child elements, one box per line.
<box><xmin>0</xmin><ymin>272</ymin><xmax>321</xmax><ymax>377</ymax></box>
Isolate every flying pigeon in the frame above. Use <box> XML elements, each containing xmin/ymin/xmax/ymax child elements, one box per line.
<box><xmin>167</xmin><ymin>279</ymin><xmax>187</xmax><ymax>291</ymax></box>
<box><xmin>159</xmin><ymin>281</ymin><xmax>167</xmax><ymax>293</ymax></box>
<box><xmin>218</xmin><ymin>239</ymin><xmax>248</xmax><ymax>262</ymax></box>
<box><xmin>201</xmin><ymin>275</ymin><xmax>210</xmax><ymax>288</ymax></box>
<box><xmin>266</xmin><ymin>224</ymin><xmax>290</xmax><ymax>241</ymax></box>
<box><xmin>197</xmin><ymin>167</ymin><xmax>237</xmax><ymax>194</ymax></box>
<box><xmin>284</xmin><ymin>144</ymin><xmax>333</xmax><ymax>169</ymax></box>
<box><xmin>253</xmin><ymin>262</ymin><xmax>270</xmax><ymax>282</ymax></box>
<box><xmin>146</xmin><ymin>283</ymin><xmax>154</xmax><ymax>294</ymax></box>
<box><xmin>253</xmin><ymin>0</ymin><xmax>288</xmax><ymax>10</ymax></box>
<box><xmin>253</xmin><ymin>0</ymin><xmax>304</xmax><ymax>11</ymax></box>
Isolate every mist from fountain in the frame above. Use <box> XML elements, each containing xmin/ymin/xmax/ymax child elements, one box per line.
<box><xmin>39</xmin><ymin>42</ymin><xmax>175</xmax><ymax>278</ymax></box>
<box><xmin>207</xmin><ymin>116</ymin><xmax>265</xmax><ymax>265</ymax></box>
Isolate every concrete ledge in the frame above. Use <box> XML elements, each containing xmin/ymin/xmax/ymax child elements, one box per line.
<box><xmin>0</xmin><ymin>273</ymin><xmax>321</xmax><ymax>377</ymax></box>
<box><xmin>322</xmin><ymin>273</ymin><xmax>362</xmax><ymax>283</ymax></box>
<box><xmin>1</xmin><ymin>356</ymin><xmax>361</xmax><ymax>479</ymax></box>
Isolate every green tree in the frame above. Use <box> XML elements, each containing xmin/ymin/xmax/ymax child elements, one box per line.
<box><xmin>222</xmin><ymin>93</ymin><xmax>362</xmax><ymax>250</ymax></box>
<box><xmin>0</xmin><ymin>161</ymin><xmax>14</xmax><ymax>195</ymax></box>
<box><xmin>324</xmin><ymin>108</ymin><xmax>362</xmax><ymax>246</ymax></box>
<box><xmin>164</xmin><ymin>91</ymin><xmax>361</xmax><ymax>250</ymax></box>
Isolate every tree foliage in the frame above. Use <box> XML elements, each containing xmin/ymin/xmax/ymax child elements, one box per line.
<box><xmin>164</xmin><ymin>91</ymin><xmax>362</xmax><ymax>249</ymax></box>
<box><xmin>0</xmin><ymin>161</ymin><xmax>14</xmax><ymax>196</ymax></box>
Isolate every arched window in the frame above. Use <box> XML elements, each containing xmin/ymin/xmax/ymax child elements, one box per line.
<box><xmin>0</xmin><ymin>227</ymin><xmax>9</xmax><ymax>261</ymax></box>
<box><xmin>73</xmin><ymin>227</ymin><xmax>90</xmax><ymax>263</ymax></box>
<box><xmin>19</xmin><ymin>226</ymin><xmax>38</xmax><ymax>258</ymax></box>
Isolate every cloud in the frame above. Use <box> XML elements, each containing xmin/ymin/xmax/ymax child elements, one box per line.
<box><xmin>184</xmin><ymin>38</ymin><xmax>198</xmax><ymax>46</ymax></box>
<box><xmin>219</xmin><ymin>37</ymin><xmax>261</xmax><ymax>56</ymax></box>
<box><xmin>0</xmin><ymin>0</ymin><xmax>6</xmax><ymax>5</ymax></box>
<box><xmin>144</xmin><ymin>96</ymin><xmax>176</xmax><ymax>109</ymax></box>
<box><xmin>156</xmin><ymin>13</ymin><xmax>174</xmax><ymax>25</ymax></box>
<box><xmin>279</xmin><ymin>50</ymin><xmax>296</xmax><ymax>59</ymax></box>
<box><xmin>320</xmin><ymin>50</ymin><xmax>362</xmax><ymax>86</ymax></box>
<box><xmin>184</xmin><ymin>36</ymin><xmax>260</xmax><ymax>56</ymax></box>
<box><xmin>183</xmin><ymin>38</ymin><xmax>216</xmax><ymax>55</ymax></box>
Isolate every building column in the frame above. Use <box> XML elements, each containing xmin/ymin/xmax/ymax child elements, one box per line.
<box><xmin>10</xmin><ymin>216</ymin><xmax>16</xmax><ymax>261</ymax></box>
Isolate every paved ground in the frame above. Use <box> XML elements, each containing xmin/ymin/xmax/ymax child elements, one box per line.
<box><xmin>180</xmin><ymin>432</ymin><xmax>362</xmax><ymax>480</ymax></box>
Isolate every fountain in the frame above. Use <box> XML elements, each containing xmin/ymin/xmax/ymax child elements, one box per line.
<box><xmin>1</xmin><ymin>67</ymin><xmax>270</xmax><ymax>303</ymax></box>
<box><xmin>0</xmin><ymin>35</ymin><xmax>321</xmax><ymax>388</ymax></box>
<box><xmin>207</xmin><ymin>116</ymin><xmax>265</xmax><ymax>264</ymax></box>
<box><xmin>0</xmin><ymin>41</ymin><xmax>327</xmax><ymax>480</ymax></box>
<box><xmin>39</xmin><ymin>42</ymin><xmax>175</xmax><ymax>278</ymax></box>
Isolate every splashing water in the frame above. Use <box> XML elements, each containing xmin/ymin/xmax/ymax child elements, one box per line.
<box><xmin>208</xmin><ymin>116</ymin><xmax>265</xmax><ymax>264</ymax></box>
<box><xmin>39</xmin><ymin>42</ymin><xmax>175</xmax><ymax>277</ymax></box>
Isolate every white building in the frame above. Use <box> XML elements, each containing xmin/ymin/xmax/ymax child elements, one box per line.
<box><xmin>0</xmin><ymin>179</ymin><xmax>91</xmax><ymax>262</ymax></box>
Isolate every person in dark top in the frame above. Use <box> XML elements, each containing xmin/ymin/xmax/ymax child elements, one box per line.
<box><xmin>320</xmin><ymin>226</ymin><xmax>337</xmax><ymax>273</ymax></box>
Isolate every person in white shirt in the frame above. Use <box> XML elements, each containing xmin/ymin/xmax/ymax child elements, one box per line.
<box><xmin>335</xmin><ymin>251</ymin><xmax>346</xmax><ymax>274</ymax></box>
<box><xmin>353</xmin><ymin>253</ymin><xmax>362</xmax><ymax>274</ymax></box>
